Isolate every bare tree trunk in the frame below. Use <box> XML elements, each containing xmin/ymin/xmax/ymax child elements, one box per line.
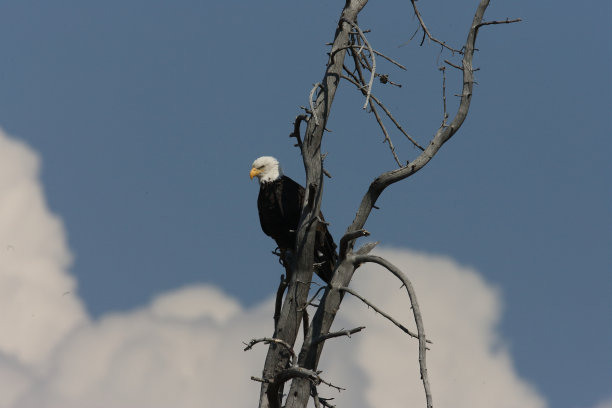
<box><xmin>251</xmin><ymin>1</ymin><xmax>520</xmax><ymax>407</ymax></box>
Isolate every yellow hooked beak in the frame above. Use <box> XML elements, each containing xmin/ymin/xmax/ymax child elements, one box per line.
<box><xmin>250</xmin><ymin>167</ymin><xmax>262</xmax><ymax>180</ymax></box>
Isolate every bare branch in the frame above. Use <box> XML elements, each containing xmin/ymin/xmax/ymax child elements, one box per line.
<box><xmin>410</xmin><ymin>0</ymin><xmax>462</xmax><ymax>54</ymax></box>
<box><xmin>439</xmin><ymin>66</ymin><xmax>449</xmax><ymax>128</ymax></box>
<box><xmin>318</xmin><ymin>375</ymin><xmax>346</xmax><ymax>392</ymax></box>
<box><xmin>309</xmin><ymin>83</ymin><xmax>322</xmax><ymax>126</ymax></box>
<box><xmin>339</xmin><ymin>229</ymin><xmax>370</xmax><ymax>260</ymax></box>
<box><xmin>341</xmin><ymin>73</ymin><xmax>424</xmax><ymax>151</ymax></box>
<box><xmin>444</xmin><ymin>59</ymin><xmax>463</xmax><ymax>71</ymax></box>
<box><xmin>410</xmin><ymin>0</ymin><xmax>461</xmax><ymax>54</ymax></box>
<box><xmin>321</xmin><ymin>153</ymin><xmax>332</xmax><ymax>179</ymax></box>
<box><xmin>289</xmin><ymin>114</ymin><xmax>308</xmax><ymax>149</ymax></box>
<box><xmin>339</xmin><ymin>286</ymin><xmax>421</xmax><ymax>340</ymax></box>
<box><xmin>355</xmin><ymin>241</ymin><xmax>379</xmax><ymax>255</ymax></box>
<box><xmin>353</xmin><ymin>254</ymin><xmax>432</xmax><ymax>408</ymax></box>
<box><xmin>477</xmin><ymin>17</ymin><xmax>522</xmax><ymax>28</ymax></box>
<box><xmin>269</xmin><ymin>366</ymin><xmax>344</xmax><ymax>407</ymax></box>
<box><xmin>344</xmin><ymin>19</ymin><xmax>376</xmax><ymax>109</ymax></box>
<box><xmin>345</xmin><ymin>0</ymin><xmax>493</xmax><ymax>253</ymax></box>
<box><xmin>244</xmin><ymin>337</ymin><xmax>297</xmax><ymax>366</ymax></box>
<box><xmin>372</xmin><ymin>102</ymin><xmax>402</xmax><ymax>166</ymax></box>
<box><xmin>334</xmin><ymin>45</ymin><xmax>407</xmax><ymax>71</ymax></box>
<box><xmin>311</xmin><ymin>386</ymin><xmax>336</xmax><ymax>408</ymax></box>
<box><xmin>301</xmin><ymin>285</ymin><xmax>327</xmax><ymax>311</ymax></box>
<box><xmin>312</xmin><ymin>326</ymin><xmax>366</xmax><ymax>346</ymax></box>
<box><xmin>268</xmin><ymin>367</ymin><xmax>321</xmax><ymax>408</ymax></box>
<box><xmin>373</xmin><ymin>50</ymin><xmax>406</xmax><ymax>70</ymax></box>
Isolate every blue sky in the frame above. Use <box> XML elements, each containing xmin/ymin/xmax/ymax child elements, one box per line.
<box><xmin>0</xmin><ymin>1</ymin><xmax>610</xmax><ymax>407</ymax></box>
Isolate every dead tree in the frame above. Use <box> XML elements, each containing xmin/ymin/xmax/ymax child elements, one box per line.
<box><xmin>245</xmin><ymin>1</ymin><xmax>519</xmax><ymax>407</ymax></box>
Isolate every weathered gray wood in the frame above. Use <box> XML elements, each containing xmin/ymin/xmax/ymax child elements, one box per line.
<box><xmin>257</xmin><ymin>1</ymin><xmax>369</xmax><ymax>407</ymax></box>
<box><xmin>343</xmin><ymin>0</ymin><xmax>493</xmax><ymax>253</ymax></box>
<box><xmin>254</xmin><ymin>1</ymin><xmax>516</xmax><ymax>407</ymax></box>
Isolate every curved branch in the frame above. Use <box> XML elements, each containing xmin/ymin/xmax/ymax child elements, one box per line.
<box><xmin>344</xmin><ymin>0</ymin><xmax>492</xmax><ymax>251</ymax></box>
<box><xmin>244</xmin><ymin>337</ymin><xmax>297</xmax><ymax>366</ymax></box>
<box><xmin>339</xmin><ymin>229</ymin><xmax>370</xmax><ymax>260</ymax></box>
<box><xmin>289</xmin><ymin>114</ymin><xmax>308</xmax><ymax>149</ymax></box>
<box><xmin>267</xmin><ymin>367</ymin><xmax>321</xmax><ymax>408</ymax></box>
<box><xmin>352</xmin><ymin>254</ymin><xmax>432</xmax><ymax>408</ymax></box>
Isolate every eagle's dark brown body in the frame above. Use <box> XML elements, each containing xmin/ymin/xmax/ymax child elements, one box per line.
<box><xmin>257</xmin><ymin>175</ymin><xmax>337</xmax><ymax>283</ymax></box>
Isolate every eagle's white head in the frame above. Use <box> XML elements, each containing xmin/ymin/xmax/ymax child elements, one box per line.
<box><xmin>250</xmin><ymin>156</ymin><xmax>283</xmax><ymax>183</ymax></box>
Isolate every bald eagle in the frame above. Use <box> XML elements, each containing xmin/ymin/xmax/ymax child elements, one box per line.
<box><xmin>250</xmin><ymin>156</ymin><xmax>337</xmax><ymax>284</ymax></box>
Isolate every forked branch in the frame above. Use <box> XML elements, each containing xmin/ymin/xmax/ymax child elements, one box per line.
<box><xmin>344</xmin><ymin>0</ymin><xmax>498</xmax><ymax>253</ymax></box>
<box><xmin>410</xmin><ymin>0</ymin><xmax>462</xmax><ymax>53</ymax></box>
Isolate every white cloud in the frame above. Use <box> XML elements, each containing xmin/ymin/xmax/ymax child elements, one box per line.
<box><xmin>0</xmin><ymin>128</ymin><xmax>87</xmax><ymax>371</ymax></box>
<box><xmin>15</xmin><ymin>290</ymin><xmax>270</xmax><ymax>408</ymax></box>
<box><xmin>0</xmin><ymin>126</ymin><xmax>549</xmax><ymax>408</ymax></box>
<box><xmin>592</xmin><ymin>397</ymin><xmax>612</xmax><ymax>408</ymax></box>
<box><xmin>331</xmin><ymin>248</ymin><xmax>547</xmax><ymax>408</ymax></box>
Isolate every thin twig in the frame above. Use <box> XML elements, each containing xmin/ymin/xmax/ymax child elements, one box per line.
<box><xmin>344</xmin><ymin>19</ymin><xmax>376</xmax><ymax>109</ymax></box>
<box><xmin>439</xmin><ymin>66</ymin><xmax>448</xmax><ymax>128</ymax></box>
<box><xmin>344</xmin><ymin>0</ymin><xmax>494</xmax><ymax>254</ymax></box>
<box><xmin>372</xmin><ymin>101</ymin><xmax>402</xmax><ymax>166</ymax></box>
<box><xmin>272</xmin><ymin>367</ymin><xmax>344</xmax><ymax>394</ymax></box>
<box><xmin>312</xmin><ymin>326</ymin><xmax>366</xmax><ymax>346</ymax></box>
<box><xmin>341</xmin><ymin>72</ymin><xmax>424</xmax><ymax>151</ymax></box>
<box><xmin>244</xmin><ymin>337</ymin><xmax>297</xmax><ymax>366</ymax></box>
<box><xmin>477</xmin><ymin>18</ymin><xmax>522</xmax><ymax>28</ymax></box>
<box><xmin>334</xmin><ymin>45</ymin><xmax>406</xmax><ymax>71</ymax></box>
<box><xmin>372</xmin><ymin>50</ymin><xmax>406</xmax><ymax>70</ymax></box>
<box><xmin>444</xmin><ymin>59</ymin><xmax>463</xmax><ymax>71</ymax></box>
<box><xmin>301</xmin><ymin>285</ymin><xmax>327</xmax><ymax>310</ymax></box>
<box><xmin>339</xmin><ymin>286</ymin><xmax>422</xmax><ymax>340</ymax></box>
<box><xmin>346</xmin><ymin>53</ymin><xmax>401</xmax><ymax>165</ymax></box>
<box><xmin>318</xmin><ymin>374</ymin><xmax>346</xmax><ymax>392</ymax></box>
<box><xmin>410</xmin><ymin>0</ymin><xmax>462</xmax><ymax>54</ymax></box>
<box><xmin>311</xmin><ymin>385</ymin><xmax>336</xmax><ymax>408</ymax></box>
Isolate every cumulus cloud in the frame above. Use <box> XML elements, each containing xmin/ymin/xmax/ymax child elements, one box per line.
<box><xmin>333</xmin><ymin>248</ymin><xmax>547</xmax><ymax>408</ymax></box>
<box><xmin>0</xmin><ymin>126</ymin><xmax>549</xmax><ymax>408</ymax></box>
<box><xmin>0</xmin><ymin>128</ymin><xmax>87</xmax><ymax>371</ymax></box>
